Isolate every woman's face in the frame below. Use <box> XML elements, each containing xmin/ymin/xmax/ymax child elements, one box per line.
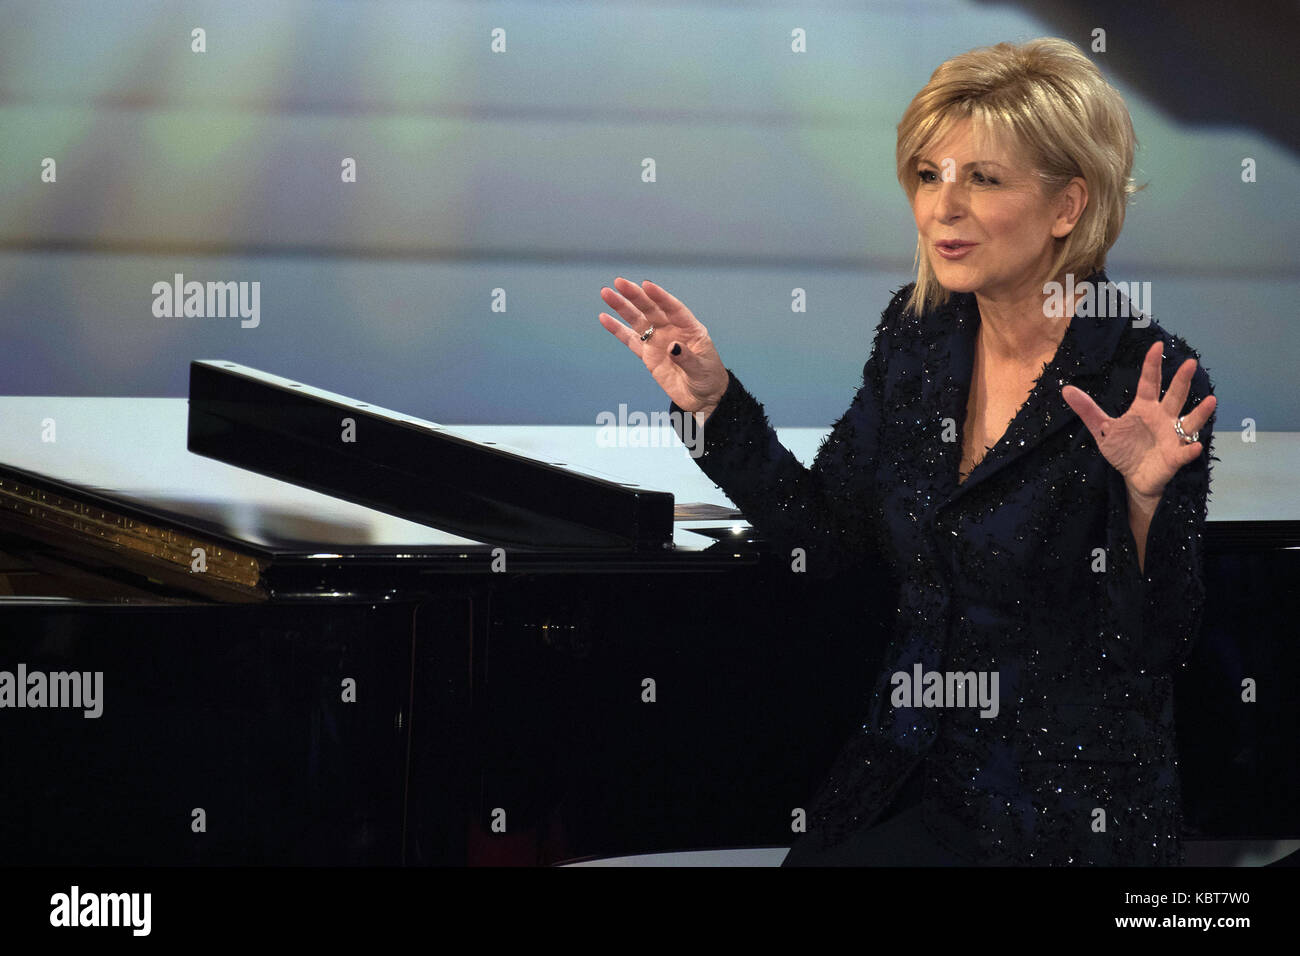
<box><xmin>911</xmin><ymin>118</ymin><xmax>1084</xmax><ymax>302</ymax></box>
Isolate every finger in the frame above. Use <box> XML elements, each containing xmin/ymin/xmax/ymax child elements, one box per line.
<box><xmin>611</xmin><ymin>277</ymin><xmax>666</xmax><ymax>326</ymax></box>
<box><xmin>1173</xmin><ymin>439</ymin><xmax>1204</xmax><ymax>469</ymax></box>
<box><xmin>601</xmin><ymin>283</ymin><xmax>656</xmax><ymax>338</ymax></box>
<box><xmin>666</xmin><ymin>337</ymin><xmax>709</xmax><ymax>379</ymax></box>
<box><xmin>1062</xmin><ymin>384</ymin><xmax>1112</xmax><ymax>441</ymax></box>
<box><xmin>1135</xmin><ymin>340</ymin><xmax>1163</xmax><ymax>404</ymax></box>
<box><xmin>1161</xmin><ymin>356</ymin><xmax>1197</xmax><ymax>416</ymax></box>
<box><xmin>639</xmin><ymin>280</ymin><xmax>697</xmax><ymax>330</ymax></box>
<box><xmin>1178</xmin><ymin>392</ymin><xmax>1216</xmax><ymax>435</ymax></box>
<box><xmin>597</xmin><ymin>311</ymin><xmax>645</xmax><ymax>361</ymax></box>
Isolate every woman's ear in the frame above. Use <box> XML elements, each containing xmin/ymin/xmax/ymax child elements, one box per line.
<box><xmin>1051</xmin><ymin>177</ymin><xmax>1089</xmax><ymax>239</ymax></box>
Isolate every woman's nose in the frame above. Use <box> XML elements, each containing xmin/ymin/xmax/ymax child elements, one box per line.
<box><xmin>932</xmin><ymin>180</ymin><xmax>965</xmax><ymax>223</ymax></box>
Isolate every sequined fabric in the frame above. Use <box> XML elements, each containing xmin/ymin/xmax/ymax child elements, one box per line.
<box><xmin>669</xmin><ymin>270</ymin><xmax>1216</xmax><ymax>865</ymax></box>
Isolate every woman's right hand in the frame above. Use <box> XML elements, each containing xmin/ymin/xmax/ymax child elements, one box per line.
<box><xmin>597</xmin><ymin>277</ymin><xmax>730</xmax><ymax>420</ymax></box>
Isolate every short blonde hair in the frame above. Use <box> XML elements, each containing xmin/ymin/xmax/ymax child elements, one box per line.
<box><xmin>895</xmin><ymin>37</ymin><xmax>1139</xmax><ymax>318</ymax></box>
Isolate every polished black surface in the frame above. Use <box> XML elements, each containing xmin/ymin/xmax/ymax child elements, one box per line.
<box><xmin>188</xmin><ymin>360</ymin><xmax>676</xmax><ymax>552</ymax></box>
<box><xmin>1</xmin><ymin>543</ymin><xmax>1293</xmax><ymax>865</ymax></box>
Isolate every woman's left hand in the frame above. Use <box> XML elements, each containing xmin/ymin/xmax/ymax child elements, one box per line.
<box><xmin>1062</xmin><ymin>340</ymin><xmax>1216</xmax><ymax>501</ymax></box>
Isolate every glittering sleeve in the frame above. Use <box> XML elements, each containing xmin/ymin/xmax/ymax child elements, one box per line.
<box><xmin>1105</xmin><ymin>363</ymin><xmax>1215</xmax><ymax>671</ymax></box>
<box><xmin>667</xmin><ymin>319</ymin><xmax>894</xmax><ymax>579</ymax></box>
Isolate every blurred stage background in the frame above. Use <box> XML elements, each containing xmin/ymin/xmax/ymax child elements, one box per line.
<box><xmin>0</xmin><ymin>0</ymin><xmax>1294</xmax><ymax>432</ymax></box>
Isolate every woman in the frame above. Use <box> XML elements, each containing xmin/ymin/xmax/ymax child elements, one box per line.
<box><xmin>596</xmin><ymin>38</ymin><xmax>1216</xmax><ymax>865</ymax></box>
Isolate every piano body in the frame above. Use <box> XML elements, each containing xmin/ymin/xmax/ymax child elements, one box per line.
<box><xmin>0</xmin><ymin>362</ymin><xmax>1295</xmax><ymax>865</ymax></box>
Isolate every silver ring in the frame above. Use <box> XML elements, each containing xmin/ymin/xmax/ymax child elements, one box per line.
<box><xmin>639</xmin><ymin>325</ymin><xmax>656</xmax><ymax>342</ymax></box>
<box><xmin>1174</xmin><ymin>417</ymin><xmax>1199</xmax><ymax>444</ymax></box>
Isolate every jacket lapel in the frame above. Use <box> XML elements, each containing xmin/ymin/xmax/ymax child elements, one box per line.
<box><xmin>936</xmin><ymin>269</ymin><xmax>1127</xmax><ymax>509</ymax></box>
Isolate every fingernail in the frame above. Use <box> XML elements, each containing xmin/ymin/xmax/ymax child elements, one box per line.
<box><xmin>671</xmin><ymin>344</ymin><xmax>681</xmax><ymax>356</ymax></box>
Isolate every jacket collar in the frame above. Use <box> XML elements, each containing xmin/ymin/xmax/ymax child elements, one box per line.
<box><xmin>935</xmin><ymin>268</ymin><xmax>1128</xmax><ymax>506</ymax></box>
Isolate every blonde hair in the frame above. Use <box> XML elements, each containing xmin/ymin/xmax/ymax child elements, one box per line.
<box><xmin>895</xmin><ymin>37</ymin><xmax>1140</xmax><ymax>318</ymax></box>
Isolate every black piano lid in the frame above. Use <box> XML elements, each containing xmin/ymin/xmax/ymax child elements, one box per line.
<box><xmin>187</xmin><ymin>359</ymin><xmax>683</xmax><ymax>553</ymax></box>
<box><xmin>0</xmin><ymin>367</ymin><xmax>756</xmax><ymax>602</ymax></box>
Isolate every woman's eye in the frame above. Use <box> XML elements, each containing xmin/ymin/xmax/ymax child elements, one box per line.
<box><xmin>917</xmin><ymin>168</ymin><xmax>998</xmax><ymax>185</ymax></box>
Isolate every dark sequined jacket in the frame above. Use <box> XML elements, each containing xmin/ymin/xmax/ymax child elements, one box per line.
<box><xmin>670</xmin><ymin>270</ymin><xmax>1215</xmax><ymax>865</ymax></box>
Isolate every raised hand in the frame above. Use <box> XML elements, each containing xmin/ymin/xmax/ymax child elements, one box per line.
<box><xmin>1062</xmin><ymin>340</ymin><xmax>1216</xmax><ymax>500</ymax></box>
<box><xmin>597</xmin><ymin>278</ymin><xmax>730</xmax><ymax>416</ymax></box>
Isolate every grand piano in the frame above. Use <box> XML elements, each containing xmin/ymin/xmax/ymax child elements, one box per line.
<box><xmin>0</xmin><ymin>361</ymin><xmax>1296</xmax><ymax>865</ymax></box>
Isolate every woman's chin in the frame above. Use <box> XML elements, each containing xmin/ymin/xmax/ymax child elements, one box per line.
<box><xmin>931</xmin><ymin>262</ymin><xmax>981</xmax><ymax>294</ymax></box>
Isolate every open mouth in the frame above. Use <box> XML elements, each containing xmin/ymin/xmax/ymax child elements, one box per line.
<box><xmin>935</xmin><ymin>241</ymin><xmax>977</xmax><ymax>259</ymax></box>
